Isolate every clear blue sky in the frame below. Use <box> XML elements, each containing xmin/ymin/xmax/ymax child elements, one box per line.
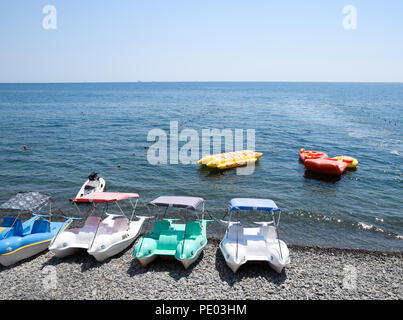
<box><xmin>0</xmin><ymin>0</ymin><xmax>402</xmax><ymax>82</ymax></box>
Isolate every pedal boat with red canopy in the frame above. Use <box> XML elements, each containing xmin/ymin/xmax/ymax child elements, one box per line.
<box><xmin>49</xmin><ymin>192</ymin><xmax>149</xmax><ymax>262</ymax></box>
<box><xmin>220</xmin><ymin>198</ymin><xmax>290</xmax><ymax>273</ymax></box>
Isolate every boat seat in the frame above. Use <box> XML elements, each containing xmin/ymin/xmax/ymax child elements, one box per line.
<box><xmin>78</xmin><ymin>216</ymin><xmax>101</xmax><ymax>235</ymax></box>
<box><xmin>226</xmin><ymin>224</ymin><xmax>243</xmax><ymax>241</ymax></box>
<box><xmin>31</xmin><ymin>219</ymin><xmax>50</xmax><ymax>234</ymax></box>
<box><xmin>185</xmin><ymin>221</ymin><xmax>201</xmax><ymax>238</ymax></box>
<box><xmin>153</xmin><ymin>220</ymin><xmax>171</xmax><ymax>235</ymax></box>
<box><xmin>259</xmin><ymin>225</ymin><xmax>277</xmax><ymax>240</ymax></box>
<box><xmin>85</xmin><ymin>180</ymin><xmax>98</xmax><ymax>189</ymax></box>
<box><xmin>157</xmin><ymin>231</ymin><xmax>180</xmax><ymax>250</ymax></box>
<box><xmin>0</xmin><ymin>217</ymin><xmax>23</xmax><ymax>236</ymax></box>
<box><xmin>75</xmin><ymin>216</ymin><xmax>101</xmax><ymax>244</ymax></box>
<box><xmin>83</xmin><ymin>216</ymin><xmax>102</xmax><ymax>229</ymax></box>
<box><xmin>112</xmin><ymin>217</ymin><xmax>129</xmax><ymax>232</ymax></box>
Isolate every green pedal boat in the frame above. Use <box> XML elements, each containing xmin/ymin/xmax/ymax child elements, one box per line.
<box><xmin>133</xmin><ymin>196</ymin><xmax>212</xmax><ymax>269</ymax></box>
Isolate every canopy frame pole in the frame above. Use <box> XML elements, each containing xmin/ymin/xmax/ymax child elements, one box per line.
<box><xmin>2</xmin><ymin>210</ymin><xmax>22</xmax><ymax>239</ymax></box>
<box><xmin>51</xmin><ymin>200</ymin><xmax>76</xmax><ymax>246</ymax></box>
<box><xmin>49</xmin><ymin>215</ymin><xmax>67</xmax><ymax>247</ymax></box>
<box><xmin>115</xmin><ymin>201</ymin><xmax>126</xmax><ymax>217</ymax></box>
<box><xmin>272</xmin><ymin>210</ymin><xmax>283</xmax><ymax>260</ymax></box>
<box><xmin>90</xmin><ymin>203</ymin><xmax>97</xmax><ymax>216</ymax></box>
<box><xmin>181</xmin><ymin>208</ymin><xmax>188</xmax><ymax>258</ymax></box>
<box><xmin>88</xmin><ymin>203</ymin><xmax>103</xmax><ymax>251</ymax></box>
<box><xmin>226</xmin><ymin>207</ymin><xmax>232</xmax><ymax>239</ymax></box>
<box><xmin>137</xmin><ymin>206</ymin><xmax>153</xmax><ymax>255</ymax></box>
<box><xmin>48</xmin><ymin>201</ymin><xmax>52</xmax><ymax>232</ymax></box>
<box><xmin>162</xmin><ymin>207</ymin><xmax>168</xmax><ymax>219</ymax></box>
<box><xmin>236</xmin><ymin>210</ymin><xmax>239</xmax><ymax>261</ymax></box>
<box><xmin>129</xmin><ymin>198</ymin><xmax>139</xmax><ymax>222</ymax></box>
<box><xmin>73</xmin><ymin>202</ymin><xmax>83</xmax><ymax>216</ymax></box>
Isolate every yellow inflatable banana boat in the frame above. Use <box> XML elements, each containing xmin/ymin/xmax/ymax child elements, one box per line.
<box><xmin>198</xmin><ymin>150</ymin><xmax>263</xmax><ymax>170</ymax></box>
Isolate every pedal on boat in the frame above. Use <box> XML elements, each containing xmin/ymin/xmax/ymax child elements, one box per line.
<box><xmin>219</xmin><ymin>198</ymin><xmax>290</xmax><ymax>273</ymax></box>
<box><xmin>134</xmin><ymin>196</ymin><xmax>212</xmax><ymax>269</ymax></box>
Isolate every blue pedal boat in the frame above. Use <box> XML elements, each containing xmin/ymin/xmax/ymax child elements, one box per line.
<box><xmin>0</xmin><ymin>192</ymin><xmax>76</xmax><ymax>267</ymax></box>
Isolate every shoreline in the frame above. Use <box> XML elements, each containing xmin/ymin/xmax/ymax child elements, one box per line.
<box><xmin>0</xmin><ymin>238</ymin><xmax>401</xmax><ymax>300</ymax></box>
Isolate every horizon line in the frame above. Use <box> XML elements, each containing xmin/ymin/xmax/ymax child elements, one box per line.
<box><xmin>0</xmin><ymin>80</ymin><xmax>403</xmax><ymax>84</ymax></box>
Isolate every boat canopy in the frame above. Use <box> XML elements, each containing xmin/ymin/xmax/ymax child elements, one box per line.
<box><xmin>0</xmin><ymin>191</ymin><xmax>52</xmax><ymax>212</ymax></box>
<box><xmin>148</xmin><ymin>196</ymin><xmax>204</xmax><ymax>210</ymax></box>
<box><xmin>229</xmin><ymin>198</ymin><xmax>280</xmax><ymax>212</ymax></box>
<box><xmin>72</xmin><ymin>192</ymin><xmax>139</xmax><ymax>203</ymax></box>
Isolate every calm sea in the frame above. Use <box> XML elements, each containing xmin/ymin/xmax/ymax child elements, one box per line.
<box><xmin>0</xmin><ymin>82</ymin><xmax>402</xmax><ymax>251</ymax></box>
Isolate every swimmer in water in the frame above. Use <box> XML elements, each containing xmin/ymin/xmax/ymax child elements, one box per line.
<box><xmin>23</xmin><ymin>145</ymin><xmax>30</xmax><ymax>150</ymax></box>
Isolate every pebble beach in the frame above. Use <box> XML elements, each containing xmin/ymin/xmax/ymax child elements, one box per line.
<box><xmin>0</xmin><ymin>238</ymin><xmax>401</xmax><ymax>300</ymax></box>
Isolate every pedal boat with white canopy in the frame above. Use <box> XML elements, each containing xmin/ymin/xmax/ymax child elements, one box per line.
<box><xmin>220</xmin><ymin>198</ymin><xmax>290</xmax><ymax>273</ymax></box>
<box><xmin>49</xmin><ymin>192</ymin><xmax>149</xmax><ymax>262</ymax></box>
<box><xmin>133</xmin><ymin>196</ymin><xmax>213</xmax><ymax>269</ymax></box>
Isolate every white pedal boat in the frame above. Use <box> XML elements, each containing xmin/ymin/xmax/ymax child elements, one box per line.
<box><xmin>49</xmin><ymin>192</ymin><xmax>148</xmax><ymax>262</ymax></box>
<box><xmin>74</xmin><ymin>172</ymin><xmax>106</xmax><ymax>200</ymax></box>
<box><xmin>220</xmin><ymin>198</ymin><xmax>290</xmax><ymax>273</ymax></box>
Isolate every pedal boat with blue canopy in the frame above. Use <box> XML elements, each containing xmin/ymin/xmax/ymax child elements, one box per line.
<box><xmin>220</xmin><ymin>198</ymin><xmax>290</xmax><ymax>273</ymax></box>
<box><xmin>49</xmin><ymin>192</ymin><xmax>149</xmax><ymax>262</ymax></box>
<box><xmin>133</xmin><ymin>196</ymin><xmax>213</xmax><ymax>269</ymax></box>
<box><xmin>0</xmin><ymin>192</ymin><xmax>76</xmax><ymax>267</ymax></box>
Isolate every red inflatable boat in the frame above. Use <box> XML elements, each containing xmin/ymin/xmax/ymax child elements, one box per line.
<box><xmin>299</xmin><ymin>149</ymin><xmax>327</xmax><ymax>162</ymax></box>
<box><xmin>304</xmin><ymin>158</ymin><xmax>347</xmax><ymax>175</ymax></box>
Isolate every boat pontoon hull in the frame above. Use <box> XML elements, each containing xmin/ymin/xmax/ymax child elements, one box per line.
<box><xmin>49</xmin><ymin>215</ymin><xmax>101</xmax><ymax>258</ymax></box>
<box><xmin>0</xmin><ymin>239</ymin><xmax>51</xmax><ymax>267</ymax></box>
<box><xmin>87</xmin><ymin>217</ymin><xmax>147</xmax><ymax>262</ymax></box>
<box><xmin>0</xmin><ymin>217</ymin><xmax>73</xmax><ymax>267</ymax></box>
<box><xmin>220</xmin><ymin>202</ymin><xmax>290</xmax><ymax>274</ymax></box>
<box><xmin>220</xmin><ymin>233</ymin><xmax>290</xmax><ymax>273</ymax></box>
<box><xmin>137</xmin><ymin>245</ymin><xmax>204</xmax><ymax>269</ymax></box>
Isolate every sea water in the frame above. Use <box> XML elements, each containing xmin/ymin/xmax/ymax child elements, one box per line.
<box><xmin>0</xmin><ymin>82</ymin><xmax>401</xmax><ymax>251</ymax></box>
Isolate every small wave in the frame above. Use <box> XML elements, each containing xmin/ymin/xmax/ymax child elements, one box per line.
<box><xmin>356</xmin><ymin>222</ymin><xmax>401</xmax><ymax>239</ymax></box>
<box><xmin>358</xmin><ymin>222</ymin><xmax>373</xmax><ymax>230</ymax></box>
<box><xmin>390</xmin><ymin>150</ymin><xmax>400</xmax><ymax>156</ymax></box>
<box><xmin>288</xmin><ymin>210</ymin><xmax>402</xmax><ymax>240</ymax></box>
